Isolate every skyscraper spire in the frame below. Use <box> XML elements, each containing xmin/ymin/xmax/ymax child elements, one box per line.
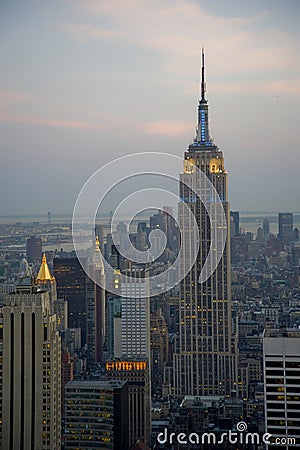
<box><xmin>195</xmin><ymin>46</ymin><xmax>212</xmax><ymax>145</ymax></box>
<box><xmin>201</xmin><ymin>46</ymin><xmax>206</xmax><ymax>102</ymax></box>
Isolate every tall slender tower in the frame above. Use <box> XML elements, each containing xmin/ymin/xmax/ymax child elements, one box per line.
<box><xmin>86</xmin><ymin>236</ymin><xmax>106</xmax><ymax>368</ymax></box>
<box><xmin>106</xmin><ymin>268</ymin><xmax>151</xmax><ymax>447</ymax></box>
<box><xmin>0</xmin><ymin>275</ymin><xmax>61</xmax><ymax>449</ymax></box>
<box><xmin>173</xmin><ymin>49</ymin><xmax>237</xmax><ymax>397</ymax></box>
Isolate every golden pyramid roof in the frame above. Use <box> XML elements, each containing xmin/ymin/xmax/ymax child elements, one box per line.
<box><xmin>93</xmin><ymin>236</ymin><xmax>104</xmax><ymax>272</ymax></box>
<box><xmin>36</xmin><ymin>254</ymin><xmax>55</xmax><ymax>282</ymax></box>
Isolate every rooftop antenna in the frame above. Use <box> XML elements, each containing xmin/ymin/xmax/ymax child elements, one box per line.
<box><xmin>201</xmin><ymin>46</ymin><xmax>206</xmax><ymax>102</ymax></box>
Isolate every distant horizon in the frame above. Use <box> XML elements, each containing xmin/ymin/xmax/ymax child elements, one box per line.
<box><xmin>1</xmin><ymin>210</ymin><xmax>300</xmax><ymax>219</ymax></box>
<box><xmin>1</xmin><ymin>210</ymin><xmax>300</xmax><ymax>231</ymax></box>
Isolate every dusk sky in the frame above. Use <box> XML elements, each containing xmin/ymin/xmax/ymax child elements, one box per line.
<box><xmin>0</xmin><ymin>0</ymin><xmax>299</xmax><ymax>215</ymax></box>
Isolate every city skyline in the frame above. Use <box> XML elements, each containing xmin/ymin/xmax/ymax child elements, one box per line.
<box><xmin>1</xmin><ymin>8</ymin><xmax>300</xmax><ymax>445</ymax></box>
<box><xmin>1</xmin><ymin>0</ymin><xmax>299</xmax><ymax>214</ymax></box>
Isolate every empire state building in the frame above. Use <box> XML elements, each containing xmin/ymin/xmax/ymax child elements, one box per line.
<box><xmin>173</xmin><ymin>50</ymin><xmax>237</xmax><ymax>397</ymax></box>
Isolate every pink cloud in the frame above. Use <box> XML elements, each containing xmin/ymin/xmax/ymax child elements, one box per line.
<box><xmin>0</xmin><ymin>113</ymin><xmax>14</xmax><ymax>122</ymax></box>
<box><xmin>57</xmin><ymin>23</ymin><xmax>121</xmax><ymax>42</ymax></box>
<box><xmin>32</xmin><ymin>118</ymin><xmax>107</xmax><ymax>130</ymax></box>
<box><xmin>0</xmin><ymin>111</ymin><xmax>193</xmax><ymax>138</ymax></box>
<box><xmin>66</xmin><ymin>0</ymin><xmax>299</xmax><ymax>85</ymax></box>
<box><xmin>0</xmin><ymin>90</ymin><xmax>28</xmax><ymax>107</ymax></box>
<box><xmin>144</xmin><ymin>120</ymin><xmax>193</xmax><ymax>137</ymax></box>
<box><xmin>0</xmin><ymin>113</ymin><xmax>109</xmax><ymax>130</ymax></box>
<box><xmin>266</xmin><ymin>79</ymin><xmax>300</xmax><ymax>96</ymax></box>
<box><xmin>208</xmin><ymin>79</ymin><xmax>300</xmax><ymax>96</ymax></box>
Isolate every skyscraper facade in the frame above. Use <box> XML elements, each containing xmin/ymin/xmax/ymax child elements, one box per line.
<box><xmin>107</xmin><ymin>296</ymin><xmax>122</xmax><ymax>359</ymax></box>
<box><xmin>120</xmin><ymin>268</ymin><xmax>150</xmax><ymax>359</ymax></box>
<box><xmin>36</xmin><ymin>254</ymin><xmax>68</xmax><ymax>333</ymax></box>
<box><xmin>106</xmin><ymin>269</ymin><xmax>151</xmax><ymax>447</ymax></box>
<box><xmin>263</xmin><ymin>218</ymin><xmax>270</xmax><ymax>239</ymax></box>
<box><xmin>106</xmin><ymin>360</ymin><xmax>150</xmax><ymax>447</ymax></box>
<box><xmin>278</xmin><ymin>213</ymin><xmax>293</xmax><ymax>243</ymax></box>
<box><xmin>53</xmin><ymin>257</ymin><xmax>87</xmax><ymax>345</ymax></box>
<box><xmin>173</xmin><ymin>50</ymin><xmax>237</xmax><ymax>397</ymax></box>
<box><xmin>150</xmin><ymin>308</ymin><xmax>169</xmax><ymax>390</ymax></box>
<box><xmin>93</xmin><ymin>238</ymin><xmax>106</xmax><ymax>364</ymax></box>
<box><xmin>26</xmin><ymin>236</ymin><xmax>42</xmax><ymax>264</ymax></box>
<box><xmin>230</xmin><ymin>211</ymin><xmax>240</xmax><ymax>236</ymax></box>
<box><xmin>0</xmin><ymin>277</ymin><xmax>61</xmax><ymax>449</ymax></box>
<box><xmin>263</xmin><ymin>329</ymin><xmax>300</xmax><ymax>449</ymax></box>
<box><xmin>86</xmin><ymin>237</ymin><xmax>106</xmax><ymax>368</ymax></box>
<box><xmin>64</xmin><ymin>380</ymin><xmax>129</xmax><ymax>449</ymax></box>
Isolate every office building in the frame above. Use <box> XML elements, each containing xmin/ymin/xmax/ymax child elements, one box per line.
<box><xmin>86</xmin><ymin>237</ymin><xmax>106</xmax><ymax>368</ymax></box>
<box><xmin>106</xmin><ymin>268</ymin><xmax>151</xmax><ymax>447</ymax></box>
<box><xmin>26</xmin><ymin>236</ymin><xmax>42</xmax><ymax>264</ymax></box>
<box><xmin>278</xmin><ymin>213</ymin><xmax>293</xmax><ymax>243</ymax></box>
<box><xmin>53</xmin><ymin>257</ymin><xmax>87</xmax><ymax>345</ymax></box>
<box><xmin>61</xmin><ymin>352</ymin><xmax>73</xmax><ymax>412</ymax></box>
<box><xmin>53</xmin><ymin>298</ymin><xmax>68</xmax><ymax>332</ymax></box>
<box><xmin>121</xmin><ymin>268</ymin><xmax>150</xmax><ymax>359</ymax></box>
<box><xmin>150</xmin><ymin>309</ymin><xmax>169</xmax><ymax>390</ymax></box>
<box><xmin>0</xmin><ymin>277</ymin><xmax>61</xmax><ymax>449</ymax></box>
<box><xmin>107</xmin><ymin>296</ymin><xmax>122</xmax><ymax>359</ymax></box>
<box><xmin>62</xmin><ymin>327</ymin><xmax>81</xmax><ymax>354</ymax></box>
<box><xmin>263</xmin><ymin>218</ymin><xmax>270</xmax><ymax>239</ymax></box>
<box><xmin>163</xmin><ymin>206</ymin><xmax>179</xmax><ymax>251</ymax></box>
<box><xmin>173</xmin><ymin>49</ymin><xmax>237</xmax><ymax>397</ymax></box>
<box><xmin>64</xmin><ymin>379</ymin><xmax>129</xmax><ymax>449</ymax></box>
<box><xmin>263</xmin><ymin>329</ymin><xmax>300</xmax><ymax>449</ymax></box>
<box><xmin>36</xmin><ymin>254</ymin><xmax>68</xmax><ymax>332</ymax></box>
<box><xmin>106</xmin><ymin>360</ymin><xmax>150</xmax><ymax>447</ymax></box>
<box><xmin>150</xmin><ymin>207</ymin><xmax>178</xmax><ymax>253</ymax></box>
<box><xmin>230</xmin><ymin>211</ymin><xmax>240</xmax><ymax>236</ymax></box>
<box><xmin>86</xmin><ymin>276</ymin><xmax>97</xmax><ymax>368</ymax></box>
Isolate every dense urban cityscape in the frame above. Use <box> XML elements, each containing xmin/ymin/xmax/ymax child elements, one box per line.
<box><xmin>0</xmin><ymin>45</ymin><xmax>300</xmax><ymax>450</ymax></box>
